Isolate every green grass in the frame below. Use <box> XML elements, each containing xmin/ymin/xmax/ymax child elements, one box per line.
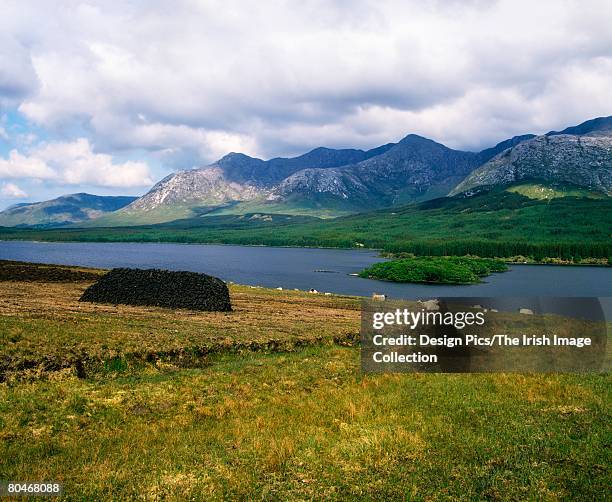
<box><xmin>1</xmin><ymin>348</ymin><xmax>610</xmax><ymax>499</ymax></box>
<box><xmin>359</xmin><ymin>256</ymin><xmax>508</xmax><ymax>284</ymax></box>
<box><xmin>0</xmin><ymin>270</ymin><xmax>610</xmax><ymax>499</ymax></box>
<box><xmin>79</xmin><ymin>204</ymin><xmax>211</xmax><ymax>226</ymax></box>
<box><xmin>206</xmin><ymin>197</ymin><xmax>358</xmax><ymax>219</ymax></box>
<box><xmin>506</xmin><ymin>182</ymin><xmax>606</xmax><ymax>200</ymax></box>
<box><xmin>1</xmin><ymin>187</ymin><xmax>610</xmax><ymax>262</ymax></box>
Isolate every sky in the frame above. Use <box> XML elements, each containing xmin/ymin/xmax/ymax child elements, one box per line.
<box><xmin>1</xmin><ymin>0</ymin><xmax>611</xmax><ymax>209</ymax></box>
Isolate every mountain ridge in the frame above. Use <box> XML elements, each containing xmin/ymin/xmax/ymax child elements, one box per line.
<box><xmin>0</xmin><ymin>193</ymin><xmax>137</xmax><ymax>227</ymax></box>
<box><xmin>3</xmin><ymin>115</ymin><xmax>611</xmax><ymax>227</ymax></box>
<box><xmin>114</xmin><ymin>132</ymin><xmax>485</xmax><ymax>223</ymax></box>
<box><xmin>268</xmin><ymin>134</ymin><xmax>481</xmax><ymax>211</ymax></box>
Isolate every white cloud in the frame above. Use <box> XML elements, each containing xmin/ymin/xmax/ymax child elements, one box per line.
<box><xmin>0</xmin><ymin>0</ymin><xmax>610</xmax><ymax>163</ymax></box>
<box><xmin>1</xmin><ymin>182</ymin><xmax>28</xmax><ymax>198</ymax></box>
<box><xmin>0</xmin><ymin>138</ymin><xmax>153</xmax><ymax>188</ymax></box>
<box><xmin>90</xmin><ymin>116</ymin><xmax>260</xmax><ymax>167</ymax></box>
<box><xmin>0</xmin><ymin>126</ymin><xmax>8</xmax><ymax>141</ymax></box>
<box><xmin>0</xmin><ymin>149</ymin><xmax>57</xmax><ymax>179</ymax></box>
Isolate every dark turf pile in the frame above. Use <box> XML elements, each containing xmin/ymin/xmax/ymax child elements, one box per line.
<box><xmin>79</xmin><ymin>267</ymin><xmax>232</xmax><ymax>311</ymax></box>
<box><xmin>0</xmin><ymin>260</ymin><xmax>102</xmax><ymax>282</ymax></box>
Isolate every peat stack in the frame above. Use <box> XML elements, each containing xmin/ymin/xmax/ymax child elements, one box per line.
<box><xmin>79</xmin><ymin>268</ymin><xmax>232</xmax><ymax>311</ymax></box>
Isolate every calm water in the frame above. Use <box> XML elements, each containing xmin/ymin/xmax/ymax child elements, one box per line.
<box><xmin>1</xmin><ymin>240</ymin><xmax>611</xmax><ymax>299</ymax></box>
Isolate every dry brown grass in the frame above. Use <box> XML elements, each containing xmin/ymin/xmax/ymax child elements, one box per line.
<box><xmin>0</xmin><ymin>278</ymin><xmax>360</xmax><ymax>379</ymax></box>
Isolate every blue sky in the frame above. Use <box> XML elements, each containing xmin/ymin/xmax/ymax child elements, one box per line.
<box><xmin>1</xmin><ymin>0</ymin><xmax>612</xmax><ymax>209</ymax></box>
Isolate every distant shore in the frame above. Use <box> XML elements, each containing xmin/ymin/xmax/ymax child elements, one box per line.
<box><xmin>2</xmin><ymin>237</ymin><xmax>608</xmax><ymax>267</ymax></box>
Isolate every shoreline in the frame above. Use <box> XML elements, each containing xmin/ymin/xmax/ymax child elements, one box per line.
<box><xmin>0</xmin><ymin>238</ymin><xmax>609</xmax><ymax>267</ymax></box>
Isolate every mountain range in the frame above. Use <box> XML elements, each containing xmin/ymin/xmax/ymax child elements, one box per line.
<box><xmin>1</xmin><ymin>116</ymin><xmax>611</xmax><ymax>227</ymax></box>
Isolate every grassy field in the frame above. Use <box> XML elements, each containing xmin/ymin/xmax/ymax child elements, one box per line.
<box><xmin>0</xmin><ymin>265</ymin><xmax>610</xmax><ymax>499</ymax></box>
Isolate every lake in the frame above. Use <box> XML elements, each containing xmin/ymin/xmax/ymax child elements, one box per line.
<box><xmin>1</xmin><ymin>241</ymin><xmax>611</xmax><ymax>299</ymax></box>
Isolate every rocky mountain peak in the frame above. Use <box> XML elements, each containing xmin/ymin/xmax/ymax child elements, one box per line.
<box><xmin>452</xmin><ymin>133</ymin><xmax>612</xmax><ymax>195</ymax></box>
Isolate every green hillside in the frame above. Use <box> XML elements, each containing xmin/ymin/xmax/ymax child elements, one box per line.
<box><xmin>505</xmin><ymin>183</ymin><xmax>606</xmax><ymax>200</ymax></box>
<box><xmin>1</xmin><ymin>186</ymin><xmax>610</xmax><ymax>261</ymax></box>
<box><xmin>0</xmin><ymin>193</ymin><xmax>137</xmax><ymax>227</ymax></box>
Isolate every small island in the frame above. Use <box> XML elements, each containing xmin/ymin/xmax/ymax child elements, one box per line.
<box><xmin>358</xmin><ymin>256</ymin><xmax>508</xmax><ymax>284</ymax></box>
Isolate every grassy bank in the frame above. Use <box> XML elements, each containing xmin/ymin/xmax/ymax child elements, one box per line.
<box><xmin>0</xmin><ymin>264</ymin><xmax>610</xmax><ymax>499</ymax></box>
<box><xmin>1</xmin><ymin>189</ymin><xmax>611</xmax><ymax>262</ymax></box>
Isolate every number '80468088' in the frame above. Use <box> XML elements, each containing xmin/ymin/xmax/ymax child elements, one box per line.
<box><xmin>1</xmin><ymin>482</ymin><xmax>62</xmax><ymax>496</ymax></box>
